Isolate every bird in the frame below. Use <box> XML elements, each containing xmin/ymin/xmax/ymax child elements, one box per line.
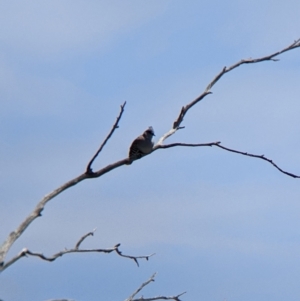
<box><xmin>126</xmin><ymin>126</ymin><xmax>155</xmax><ymax>164</ymax></box>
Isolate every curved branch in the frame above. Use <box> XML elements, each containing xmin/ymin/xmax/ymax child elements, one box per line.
<box><xmin>75</xmin><ymin>228</ymin><xmax>96</xmax><ymax>249</ymax></box>
<box><xmin>154</xmin><ymin>141</ymin><xmax>300</xmax><ymax>179</ymax></box>
<box><xmin>0</xmin><ymin>173</ymin><xmax>88</xmax><ymax>266</ymax></box>
<box><xmin>215</xmin><ymin>144</ymin><xmax>300</xmax><ymax>178</ymax></box>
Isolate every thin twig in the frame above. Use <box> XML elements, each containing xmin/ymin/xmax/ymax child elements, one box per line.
<box><xmin>86</xmin><ymin>101</ymin><xmax>126</xmax><ymax>173</ymax></box>
<box><xmin>75</xmin><ymin>228</ymin><xmax>96</xmax><ymax>249</ymax></box>
<box><xmin>126</xmin><ymin>273</ymin><xmax>157</xmax><ymax>301</ymax></box>
<box><xmin>126</xmin><ymin>273</ymin><xmax>186</xmax><ymax>301</ymax></box>
<box><xmin>114</xmin><ymin>244</ymin><xmax>155</xmax><ymax>267</ymax></box>
<box><xmin>155</xmin><ymin>141</ymin><xmax>300</xmax><ymax>179</ymax></box>
<box><xmin>215</xmin><ymin>144</ymin><xmax>300</xmax><ymax>178</ymax></box>
<box><xmin>0</xmin><ymin>230</ymin><xmax>154</xmax><ymax>271</ymax></box>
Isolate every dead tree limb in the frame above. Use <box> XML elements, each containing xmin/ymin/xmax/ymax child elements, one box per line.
<box><xmin>0</xmin><ymin>229</ymin><xmax>154</xmax><ymax>271</ymax></box>
<box><xmin>1</xmin><ymin>39</ymin><xmax>299</xmax><ymax>269</ymax></box>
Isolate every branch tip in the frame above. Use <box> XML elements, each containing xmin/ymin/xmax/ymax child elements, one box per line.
<box><xmin>86</xmin><ymin>102</ymin><xmax>126</xmax><ymax>172</ymax></box>
<box><xmin>216</xmin><ymin>143</ymin><xmax>300</xmax><ymax>178</ymax></box>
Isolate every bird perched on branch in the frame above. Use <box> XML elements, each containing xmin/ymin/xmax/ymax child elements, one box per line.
<box><xmin>126</xmin><ymin>127</ymin><xmax>155</xmax><ymax>164</ymax></box>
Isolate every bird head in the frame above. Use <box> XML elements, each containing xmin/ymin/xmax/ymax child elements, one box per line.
<box><xmin>145</xmin><ymin>126</ymin><xmax>155</xmax><ymax>137</ymax></box>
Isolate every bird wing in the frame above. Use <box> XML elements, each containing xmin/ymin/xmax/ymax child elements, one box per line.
<box><xmin>129</xmin><ymin>136</ymin><xmax>145</xmax><ymax>159</ymax></box>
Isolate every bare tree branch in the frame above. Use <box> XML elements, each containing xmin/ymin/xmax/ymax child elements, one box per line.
<box><xmin>155</xmin><ymin>141</ymin><xmax>300</xmax><ymax>178</ymax></box>
<box><xmin>114</xmin><ymin>244</ymin><xmax>155</xmax><ymax>267</ymax></box>
<box><xmin>0</xmin><ymin>102</ymin><xmax>130</xmax><ymax>266</ymax></box>
<box><xmin>0</xmin><ymin>157</ymin><xmax>133</xmax><ymax>266</ymax></box>
<box><xmin>1</xmin><ymin>39</ymin><xmax>299</xmax><ymax>268</ymax></box>
<box><xmin>125</xmin><ymin>273</ymin><xmax>186</xmax><ymax>301</ymax></box>
<box><xmin>75</xmin><ymin>228</ymin><xmax>96</xmax><ymax>249</ymax></box>
<box><xmin>215</xmin><ymin>143</ymin><xmax>300</xmax><ymax>178</ymax></box>
<box><xmin>86</xmin><ymin>101</ymin><xmax>126</xmax><ymax>173</ymax></box>
<box><xmin>154</xmin><ymin>141</ymin><xmax>221</xmax><ymax>151</ymax></box>
<box><xmin>0</xmin><ymin>173</ymin><xmax>88</xmax><ymax>266</ymax></box>
<box><xmin>159</xmin><ymin>38</ymin><xmax>300</xmax><ymax>143</ymax></box>
<box><xmin>0</xmin><ymin>230</ymin><xmax>154</xmax><ymax>271</ymax></box>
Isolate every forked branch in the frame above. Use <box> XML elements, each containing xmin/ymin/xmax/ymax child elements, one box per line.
<box><xmin>1</xmin><ymin>39</ymin><xmax>299</xmax><ymax>269</ymax></box>
<box><xmin>0</xmin><ymin>229</ymin><xmax>154</xmax><ymax>272</ymax></box>
<box><xmin>0</xmin><ymin>104</ymin><xmax>129</xmax><ymax>266</ymax></box>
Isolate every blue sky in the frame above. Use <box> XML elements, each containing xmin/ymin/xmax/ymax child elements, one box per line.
<box><xmin>1</xmin><ymin>1</ymin><xmax>300</xmax><ymax>300</ymax></box>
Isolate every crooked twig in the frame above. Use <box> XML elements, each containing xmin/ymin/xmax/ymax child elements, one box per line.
<box><xmin>126</xmin><ymin>273</ymin><xmax>186</xmax><ymax>301</ymax></box>
<box><xmin>215</xmin><ymin>143</ymin><xmax>300</xmax><ymax>178</ymax></box>
<box><xmin>155</xmin><ymin>141</ymin><xmax>300</xmax><ymax>179</ymax></box>
<box><xmin>86</xmin><ymin>101</ymin><xmax>126</xmax><ymax>173</ymax></box>
<box><xmin>114</xmin><ymin>244</ymin><xmax>155</xmax><ymax>267</ymax></box>
<box><xmin>0</xmin><ymin>229</ymin><xmax>154</xmax><ymax>271</ymax></box>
